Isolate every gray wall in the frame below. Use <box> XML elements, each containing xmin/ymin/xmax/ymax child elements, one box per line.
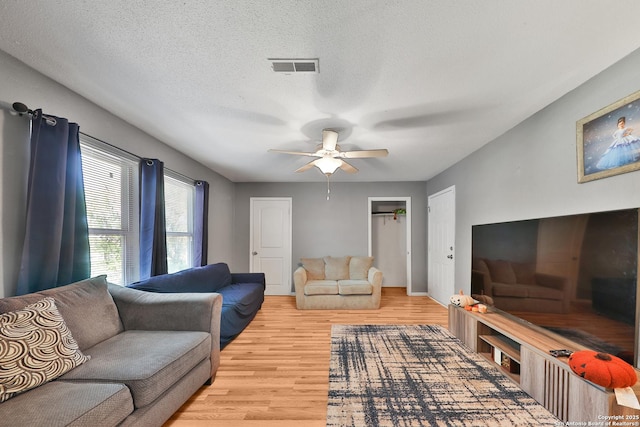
<box><xmin>0</xmin><ymin>50</ymin><xmax>236</xmax><ymax>297</ymax></box>
<box><xmin>233</xmin><ymin>181</ymin><xmax>428</xmax><ymax>292</ymax></box>
<box><xmin>426</xmin><ymin>47</ymin><xmax>640</xmax><ymax>296</ymax></box>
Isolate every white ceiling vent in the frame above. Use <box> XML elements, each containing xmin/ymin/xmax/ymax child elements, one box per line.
<box><xmin>269</xmin><ymin>58</ymin><xmax>319</xmax><ymax>73</ymax></box>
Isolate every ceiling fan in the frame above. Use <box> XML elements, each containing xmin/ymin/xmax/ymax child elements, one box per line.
<box><xmin>269</xmin><ymin>129</ymin><xmax>389</xmax><ymax>176</ymax></box>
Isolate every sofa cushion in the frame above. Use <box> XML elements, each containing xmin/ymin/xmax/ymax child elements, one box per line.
<box><xmin>338</xmin><ymin>280</ymin><xmax>373</xmax><ymax>295</ymax></box>
<box><xmin>526</xmin><ymin>285</ymin><xmax>564</xmax><ymax>300</ymax></box>
<box><xmin>0</xmin><ymin>276</ymin><xmax>123</xmax><ymax>351</ymax></box>
<box><xmin>301</xmin><ymin>258</ymin><xmax>325</xmax><ymax>280</ymax></box>
<box><xmin>349</xmin><ymin>256</ymin><xmax>374</xmax><ymax>280</ymax></box>
<box><xmin>1</xmin><ymin>381</ymin><xmax>133</xmax><ymax>427</ymax></box>
<box><xmin>305</xmin><ymin>280</ymin><xmax>339</xmax><ymax>295</ymax></box>
<box><xmin>485</xmin><ymin>259</ymin><xmax>517</xmax><ymax>284</ymax></box>
<box><xmin>0</xmin><ymin>298</ymin><xmax>90</xmax><ymax>402</ymax></box>
<box><xmin>128</xmin><ymin>262</ymin><xmax>232</xmax><ymax>293</ymax></box>
<box><xmin>491</xmin><ymin>283</ymin><xmax>564</xmax><ymax>301</ymax></box>
<box><xmin>511</xmin><ymin>262</ymin><xmax>536</xmax><ymax>285</ymax></box>
<box><xmin>324</xmin><ymin>256</ymin><xmax>351</xmax><ymax>280</ymax></box>
<box><xmin>491</xmin><ymin>283</ymin><xmax>529</xmax><ymax>298</ymax></box>
<box><xmin>60</xmin><ymin>330</ymin><xmax>210</xmax><ymax>408</ymax></box>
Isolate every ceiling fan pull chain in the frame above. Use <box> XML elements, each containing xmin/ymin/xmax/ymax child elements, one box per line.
<box><xmin>326</xmin><ymin>174</ymin><xmax>331</xmax><ymax>200</ymax></box>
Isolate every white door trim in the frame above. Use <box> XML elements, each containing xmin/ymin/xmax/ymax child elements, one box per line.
<box><xmin>368</xmin><ymin>196</ymin><xmax>412</xmax><ymax>295</ymax></box>
<box><xmin>249</xmin><ymin>197</ymin><xmax>293</xmax><ymax>295</ymax></box>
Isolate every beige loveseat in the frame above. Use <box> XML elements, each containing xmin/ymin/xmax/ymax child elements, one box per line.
<box><xmin>472</xmin><ymin>258</ymin><xmax>569</xmax><ymax>313</ymax></box>
<box><xmin>294</xmin><ymin>256</ymin><xmax>383</xmax><ymax>309</ymax></box>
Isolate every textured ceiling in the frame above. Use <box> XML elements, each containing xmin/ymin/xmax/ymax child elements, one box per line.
<box><xmin>2</xmin><ymin>1</ymin><xmax>640</xmax><ymax>182</ymax></box>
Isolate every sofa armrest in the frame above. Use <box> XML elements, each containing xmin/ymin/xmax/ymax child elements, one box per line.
<box><xmin>472</xmin><ymin>269</ymin><xmax>493</xmax><ymax>296</ymax></box>
<box><xmin>231</xmin><ymin>272</ymin><xmax>266</xmax><ymax>289</ymax></box>
<box><xmin>293</xmin><ymin>267</ymin><xmax>308</xmax><ymax>308</ymax></box>
<box><xmin>108</xmin><ymin>284</ymin><xmax>222</xmax><ymax>376</ymax></box>
<box><xmin>534</xmin><ymin>273</ymin><xmax>567</xmax><ymax>291</ymax></box>
<box><xmin>368</xmin><ymin>267</ymin><xmax>383</xmax><ymax>288</ymax></box>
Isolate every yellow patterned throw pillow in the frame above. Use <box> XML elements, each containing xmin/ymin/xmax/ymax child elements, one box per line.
<box><xmin>0</xmin><ymin>297</ymin><xmax>90</xmax><ymax>402</ymax></box>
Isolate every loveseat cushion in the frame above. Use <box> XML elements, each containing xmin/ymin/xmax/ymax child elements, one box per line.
<box><xmin>485</xmin><ymin>259</ymin><xmax>517</xmax><ymax>284</ymax></box>
<box><xmin>0</xmin><ymin>276</ymin><xmax>123</xmax><ymax>352</ymax></box>
<box><xmin>491</xmin><ymin>283</ymin><xmax>528</xmax><ymax>298</ymax></box>
<box><xmin>128</xmin><ymin>263</ymin><xmax>232</xmax><ymax>293</ymax></box>
<box><xmin>511</xmin><ymin>262</ymin><xmax>536</xmax><ymax>285</ymax></box>
<box><xmin>324</xmin><ymin>256</ymin><xmax>351</xmax><ymax>280</ymax></box>
<box><xmin>60</xmin><ymin>330</ymin><xmax>211</xmax><ymax>408</ymax></box>
<box><xmin>0</xmin><ymin>381</ymin><xmax>133</xmax><ymax>427</ymax></box>
<box><xmin>349</xmin><ymin>257</ymin><xmax>374</xmax><ymax>280</ymax></box>
<box><xmin>491</xmin><ymin>283</ymin><xmax>563</xmax><ymax>300</ymax></box>
<box><xmin>301</xmin><ymin>258</ymin><xmax>325</xmax><ymax>280</ymax></box>
<box><xmin>305</xmin><ymin>280</ymin><xmax>339</xmax><ymax>295</ymax></box>
<box><xmin>0</xmin><ymin>298</ymin><xmax>90</xmax><ymax>402</ymax></box>
<box><xmin>338</xmin><ymin>280</ymin><xmax>373</xmax><ymax>295</ymax></box>
<box><xmin>526</xmin><ymin>284</ymin><xmax>564</xmax><ymax>300</ymax></box>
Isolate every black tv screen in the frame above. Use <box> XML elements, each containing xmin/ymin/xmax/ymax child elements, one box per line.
<box><xmin>471</xmin><ymin>208</ymin><xmax>638</xmax><ymax>366</ymax></box>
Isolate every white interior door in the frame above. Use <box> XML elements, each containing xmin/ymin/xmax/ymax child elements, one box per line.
<box><xmin>427</xmin><ymin>186</ymin><xmax>456</xmax><ymax>305</ymax></box>
<box><xmin>250</xmin><ymin>198</ymin><xmax>292</xmax><ymax>295</ymax></box>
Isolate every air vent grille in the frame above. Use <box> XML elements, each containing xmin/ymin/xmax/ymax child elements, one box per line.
<box><xmin>269</xmin><ymin>58</ymin><xmax>319</xmax><ymax>73</ymax></box>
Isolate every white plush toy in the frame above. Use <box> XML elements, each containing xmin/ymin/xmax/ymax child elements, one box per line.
<box><xmin>449</xmin><ymin>290</ymin><xmax>475</xmax><ymax>307</ymax></box>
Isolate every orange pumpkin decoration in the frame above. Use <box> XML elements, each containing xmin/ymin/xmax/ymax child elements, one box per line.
<box><xmin>568</xmin><ymin>350</ymin><xmax>637</xmax><ymax>389</ymax></box>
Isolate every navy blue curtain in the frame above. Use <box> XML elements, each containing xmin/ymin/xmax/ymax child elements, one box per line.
<box><xmin>194</xmin><ymin>180</ymin><xmax>209</xmax><ymax>266</ymax></box>
<box><xmin>139</xmin><ymin>158</ymin><xmax>167</xmax><ymax>280</ymax></box>
<box><xmin>17</xmin><ymin>110</ymin><xmax>90</xmax><ymax>295</ymax></box>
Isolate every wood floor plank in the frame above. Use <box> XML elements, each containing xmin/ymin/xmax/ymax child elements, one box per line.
<box><xmin>165</xmin><ymin>287</ymin><xmax>448</xmax><ymax>426</ymax></box>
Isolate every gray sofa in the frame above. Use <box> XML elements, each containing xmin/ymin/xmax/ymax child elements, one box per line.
<box><xmin>0</xmin><ymin>275</ymin><xmax>222</xmax><ymax>426</ymax></box>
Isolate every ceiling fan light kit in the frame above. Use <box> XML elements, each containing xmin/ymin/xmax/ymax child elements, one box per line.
<box><xmin>315</xmin><ymin>157</ymin><xmax>342</xmax><ymax>175</ymax></box>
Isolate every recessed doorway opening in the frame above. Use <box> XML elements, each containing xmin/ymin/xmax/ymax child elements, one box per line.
<box><xmin>368</xmin><ymin>197</ymin><xmax>412</xmax><ymax>294</ymax></box>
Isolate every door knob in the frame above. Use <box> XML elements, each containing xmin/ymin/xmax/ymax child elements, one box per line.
<box><xmin>447</xmin><ymin>254</ymin><xmax>453</xmax><ymax>259</ymax></box>
<box><xmin>252</xmin><ymin>251</ymin><xmax>258</xmax><ymax>256</ymax></box>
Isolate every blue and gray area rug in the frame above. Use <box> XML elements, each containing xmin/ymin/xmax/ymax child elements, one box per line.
<box><xmin>327</xmin><ymin>324</ymin><xmax>560</xmax><ymax>426</ymax></box>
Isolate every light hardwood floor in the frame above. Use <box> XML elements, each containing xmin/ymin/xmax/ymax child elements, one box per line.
<box><xmin>166</xmin><ymin>287</ymin><xmax>448</xmax><ymax>426</ymax></box>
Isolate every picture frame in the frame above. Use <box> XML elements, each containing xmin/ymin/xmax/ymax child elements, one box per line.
<box><xmin>577</xmin><ymin>89</ymin><xmax>640</xmax><ymax>183</ymax></box>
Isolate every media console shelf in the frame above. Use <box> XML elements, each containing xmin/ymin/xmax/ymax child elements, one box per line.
<box><xmin>478</xmin><ymin>333</ymin><xmax>521</xmax><ymax>381</ymax></box>
<box><xmin>448</xmin><ymin>305</ymin><xmax>640</xmax><ymax>422</ymax></box>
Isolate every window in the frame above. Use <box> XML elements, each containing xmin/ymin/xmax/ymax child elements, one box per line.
<box><xmin>164</xmin><ymin>173</ymin><xmax>195</xmax><ymax>273</ymax></box>
<box><xmin>80</xmin><ymin>138</ymin><xmax>139</xmax><ymax>285</ymax></box>
<box><xmin>80</xmin><ymin>136</ymin><xmax>196</xmax><ymax>282</ymax></box>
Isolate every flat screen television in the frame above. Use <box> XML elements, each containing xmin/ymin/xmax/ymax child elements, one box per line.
<box><xmin>471</xmin><ymin>208</ymin><xmax>639</xmax><ymax>366</ymax></box>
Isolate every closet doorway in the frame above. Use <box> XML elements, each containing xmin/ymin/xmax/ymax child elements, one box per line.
<box><xmin>368</xmin><ymin>197</ymin><xmax>412</xmax><ymax>295</ymax></box>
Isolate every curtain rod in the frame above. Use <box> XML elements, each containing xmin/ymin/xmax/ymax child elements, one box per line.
<box><xmin>12</xmin><ymin>101</ymin><xmax>57</xmax><ymax>126</ymax></box>
<box><xmin>11</xmin><ymin>101</ymin><xmax>200</xmax><ymax>184</ymax></box>
<box><xmin>79</xmin><ymin>132</ymin><xmax>200</xmax><ymax>184</ymax></box>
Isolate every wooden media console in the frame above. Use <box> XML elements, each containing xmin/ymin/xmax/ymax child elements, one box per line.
<box><xmin>448</xmin><ymin>305</ymin><xmax>640</xmax><ymax>422</ymax></box>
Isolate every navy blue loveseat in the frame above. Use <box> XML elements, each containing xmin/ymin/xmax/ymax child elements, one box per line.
<box><xmin>128</xmin><ymin>263</ymin><xmax>265</xmax><ymax>348</ymax></box>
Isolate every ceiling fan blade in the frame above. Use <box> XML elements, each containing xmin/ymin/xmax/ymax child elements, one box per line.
<box><xmin>322</xmin><ymin>129</ymin><xmax>339</xmax><ymax>151</ymax></box>
<box><xmin>339</xmin><ymin>160</ymin><xmax>359</xmax><ymax>174</ymax></box>
<box><xmin>294</xmin><ymin>160</ymin><xmax>318</xmax><ymax>173</ymax></box>
<box><xmin>341</xmin><ymin>149</ymin><xmax>389</xmax><ymax>158</ymax></box>
<box><xmin>268</xmin><ymin>149</ymin><xmax>318</xmax><ymax>157</ymax></box>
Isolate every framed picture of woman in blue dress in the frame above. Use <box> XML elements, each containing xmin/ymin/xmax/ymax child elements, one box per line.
<box><xmin>577</xmin><ymin>89</ymin><xmax>640</xmax><ymax>183</ymax></box>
